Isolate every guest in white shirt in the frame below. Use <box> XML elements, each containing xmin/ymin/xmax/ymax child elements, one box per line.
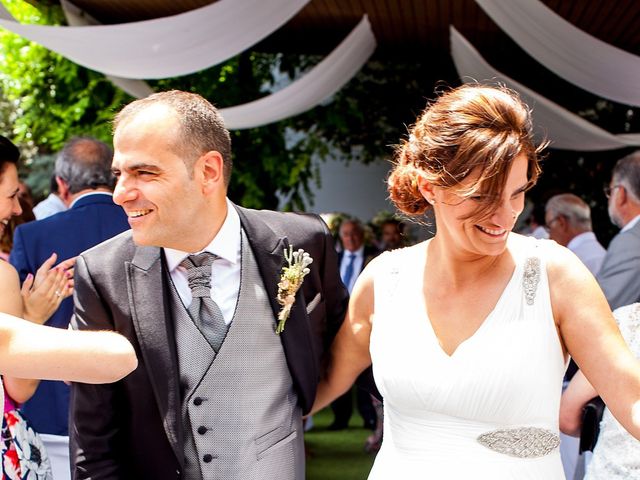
<box><xmin>545</xmin><ymin>193</ymin><xmax>606</xmax><ymax>276</ymax></box>
<box><xmin>32</xmin><ymin>174</ymin><xmax>67</xmax><ymax>220</ymax></box>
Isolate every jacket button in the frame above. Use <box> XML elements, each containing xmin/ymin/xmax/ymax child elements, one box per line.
<box><xmin>203</xmin><ymin>454</ymin><xmax>213</xmax><ymax>463</ymax></box>
<box><xmin>193</xmin><ymin>397</ymin><xmax>203</xmax><ymax>406</ymax></box>
<box><xmin>197</xmin><ymin>426</ymin><xmax>207</xmax><ymax>435</ymax></box>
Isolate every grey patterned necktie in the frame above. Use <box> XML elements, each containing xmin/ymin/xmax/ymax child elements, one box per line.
<box><xmin>180</xmin><ymin>252</ymin><xmax>228</xmax><ymax>352</ymax></box>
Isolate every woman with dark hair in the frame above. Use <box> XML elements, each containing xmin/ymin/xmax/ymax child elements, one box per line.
<box><xmin>0</xmin><ymin>134</ymin><xmax>137</xmax><ymax>395</ymax></box>
<box><xmin>312</xmin><ymin>85</ymin><xmax>640</xmax><ymax>478</ymax></box>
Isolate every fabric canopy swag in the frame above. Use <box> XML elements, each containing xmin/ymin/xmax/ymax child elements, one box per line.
<box><xmin>475</xmin><ymin>0</ymin><xmax>640</xmax><ymax>107</ymax></box>
<box><xmin>450</xmin><ymin>26</ymin><xmax>640</xmax><ymax>151</ymax></box>
<box><xmin>0</xmin><ymin>0</ymin><xmax>376</xmax><ymax>130</ymax></box>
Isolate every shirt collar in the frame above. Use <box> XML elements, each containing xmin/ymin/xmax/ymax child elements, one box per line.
<box><xmin>47</xmin><ymin>193</ymin><xmax>67</xmax><ymax>209</ymax></box>
<box><xmin>344</xmin><ymin>246</ymin><xmax>365</xmax><ymax>258</ymax></box>
<box><xmin>621</xmin><ymin>215</ymin><xmax>640</xmax><ymax>233</ymax></box>
<box><xmin>164</xmin><ymin>198</ymin><xmax>241</xmax><ymax>272</ymax></box>
<box><xmin>566</xmin><ymin>231</ymin><xmax>596</xmax><ymax>251</ymax></box>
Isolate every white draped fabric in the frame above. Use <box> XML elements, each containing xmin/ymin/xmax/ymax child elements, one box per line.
<box><xmin>0</xmin><ymin>0</ymin><xmax>309</xmax><ymax>79</ymax></box>
<box><xmin>475</xmin><ymin>0</ymin><xmax>640</xmax><ymax>107</ymax></box>
<box><xmin>59</xmin><ymin>1</ymin><xmax>153</xmax><ymax>98</ymax></box>
<box><xmin>450</xmin><ymin>27</ymin><xmax>640</xmax><ymax>151</ymax></box>
<box><xmin>1</xmin><ymin>2</ymin><xmax>375</xmax><ymax>129</ymax></box>
<box><xmin>220</xmin><ymin>16</ymin><xmax>376</xmax><ymax>130</ymax></box>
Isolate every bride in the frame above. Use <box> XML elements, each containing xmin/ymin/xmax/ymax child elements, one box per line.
<box><xmin>312</xmin><ymin>84</ymin><xmax>640</xmax><ymax>479</ymax></box>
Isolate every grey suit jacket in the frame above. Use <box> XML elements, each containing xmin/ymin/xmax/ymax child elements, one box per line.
<box><xmin>596</xmin><ymin>220</ymin><xmax>640</xmax><ymax>310</ymax></box>
<box><xmin>69</xmin><ymin>204</ymin><xmax>348</xmax><ymax>480</ymax></box>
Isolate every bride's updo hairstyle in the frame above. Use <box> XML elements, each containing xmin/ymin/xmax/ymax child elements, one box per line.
<box><xmin>388</xmin><ymin>84</ymin><xmax>544</xmax><ymax>220</ymax></box>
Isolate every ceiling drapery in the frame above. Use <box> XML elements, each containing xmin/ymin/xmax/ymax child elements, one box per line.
<box><xmin>0</xmin><ymin>0</ymin><xmax>310</xmax><ymax>79</ymax></box>
<box><xmin>450</xmin><ymin>26</ymin><xmax>640</xmax><ymax>151</ymax></box>
<box><xmin>220</xmin><ymin>16</ymin><xmax>376</xmax><ymax>130</ymax></box>
<box><xmin>59</xmin><ymin>0</ymin><xmax>153</xmax><ymax>98</ymax></box>
<box><xmin>0</xmin><ymin>2</ymin><xmax>376</xmax><ymax>130</ymax></box>
<box><xmin>475</xmin><ymin>0</ymin><xmax>640</xmax><ymax>107</ymax></box>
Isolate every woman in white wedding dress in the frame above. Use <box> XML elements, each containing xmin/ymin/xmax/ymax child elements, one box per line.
<box><xmin>312</xmin><ymin>84</ymin><xmax>640</xmax><ymax>479</ymax></box>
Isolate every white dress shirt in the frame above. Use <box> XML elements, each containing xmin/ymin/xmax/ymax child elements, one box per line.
<box><xmin>33</xmin><ymin>193</ymin><xmax>67</xmax><ymax>219</ymax></box>
<box><xmin>164</xmin><ymin>198</ymin><xmax>240</xmax><ymax>325</ymax></box>
<box><xmin>621</xmin><ymin>214</ymin><xmax>640</xmax><ymax>233</ymax></box>
<box><xmin>340</xmin><ymin>246</ymin><xmax>364</xmax><ymax>293</ymax></box>
<box><xmin>567</xmin><ymin>231</ymin><xmax>606</xmax><ymax>276</ymax></box>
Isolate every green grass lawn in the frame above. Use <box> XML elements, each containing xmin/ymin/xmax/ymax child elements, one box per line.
<box><xmin>305</xmin><ymin>407</ymin><xmax>377</xmax><ymax>480</ymax></box>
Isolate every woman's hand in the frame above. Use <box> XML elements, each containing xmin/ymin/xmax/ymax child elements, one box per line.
<box><xmin>21</xmin><ymin>253</ymin><xmax>75</xmax><ymax>324</ymax></box>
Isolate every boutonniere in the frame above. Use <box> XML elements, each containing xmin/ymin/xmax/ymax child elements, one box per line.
<box><xmin>275</xmin><ymin>246</ymin><xmax>313</xmax><ymax>334</ymax></box>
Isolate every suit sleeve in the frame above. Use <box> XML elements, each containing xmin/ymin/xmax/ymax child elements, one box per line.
<box><xmin>596</xmin><ymin>232</ymin><xmax>640</xmax><ymax>310</ymax></box>
<box><xmin>8</xmin><ymin>226</ymin><xmax>33</xmax><ymax>283</ymax></box>
<box><xmin>69</xmin><ymin>255</ymin><xmax>124</xmax><ymax>480</ymax></box>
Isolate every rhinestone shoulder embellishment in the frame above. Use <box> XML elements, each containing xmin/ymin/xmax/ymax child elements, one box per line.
<box><xmin>523</xmin><ymin>257</ymin><xmax>541</xmax><ymax>306</ymax></box>
<box><xmin>477</xmin><ymin>427</ymin><xmax>560</xmax><ymax>458</ymax></box>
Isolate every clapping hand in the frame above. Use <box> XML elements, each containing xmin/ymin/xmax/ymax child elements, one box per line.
<box><xmin>21</xmin><ymin>253</ymin><xmax>76</xmax><ymax>324</ymax></box>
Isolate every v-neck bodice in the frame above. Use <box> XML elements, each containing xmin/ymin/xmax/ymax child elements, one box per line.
<box><xmin>368</xmin><ymin>237</ymin><xmax>566</xmax><ymax>479</ymax></box>
<box><xmin>422</xmin><ymin>259</ymin><xmax>523</xmax><ymax>359</ymax></box>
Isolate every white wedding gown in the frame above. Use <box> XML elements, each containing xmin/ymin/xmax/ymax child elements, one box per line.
<box><xmin>368</xmin><ymin>238</ymin><xmax>566</xmax><ymax>479</ymax></box>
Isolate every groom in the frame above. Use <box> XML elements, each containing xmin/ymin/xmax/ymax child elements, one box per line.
<box><xmin>69</xmin><ymin>91</ymin><xmax>348</xmax><ymax>479</ymax></box>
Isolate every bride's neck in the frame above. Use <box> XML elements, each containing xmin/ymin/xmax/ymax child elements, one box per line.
<box><xmin>426</xmin><ymin>237</ymin><xmax>505</xmax><ymax>288</ymax></box>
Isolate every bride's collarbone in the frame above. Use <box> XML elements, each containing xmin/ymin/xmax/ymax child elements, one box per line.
<box><xmin>422</xmin><ymin>274</ymin><xmax>512</xmax><ymax>352</ymax></box>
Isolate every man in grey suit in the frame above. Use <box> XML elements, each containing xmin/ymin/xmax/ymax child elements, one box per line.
<box><xmin>69</xmin><ymin>91</ymin><xmax>348</xmax><ymax>479</ymax></box>
<box><xmin>597</xmin><ymin>151</ymin><xmax>640</xmax><ymax>310</ymax></box>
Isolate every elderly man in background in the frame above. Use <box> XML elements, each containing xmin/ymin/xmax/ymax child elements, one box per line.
<box><xmin>545</xmin><ymin>193</ymin><xmax>606</xmax><ymax>276</ymax></box>
<box><xmin>10</xmin><ymin>136</ymin><xmax>129</xmax><ymax>480</ymax></box>
<box><xmin>597</xmin><ymin>151</ymin><xmax>640</xmax><ymax>310</ymax></box>
<box><xmin>328</xmin><ymin>218</ymin><xmax>379</xmax><ymax>431</ymax></box>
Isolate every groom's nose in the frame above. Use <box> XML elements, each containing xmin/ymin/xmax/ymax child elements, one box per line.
<box><xmin>113</xmin><ymin>175</ymin><xmax>138</xmax><ymax>206</ymax></box>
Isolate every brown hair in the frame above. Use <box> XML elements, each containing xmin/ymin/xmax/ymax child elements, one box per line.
<box><xmin>114</xmin><ymin>90</ymin><xmax>232</xmax><ymax>185</ymax></box>
<box><xmin>388</xmin><ymin>84</ymin><xmax>544</xmax><ymax>220</ymax></box>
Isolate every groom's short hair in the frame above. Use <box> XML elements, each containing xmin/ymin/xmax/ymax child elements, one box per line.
<box><xmin>114</xmin><ymin>90</ymin><xmax>233</xmax><ymax>186</ymax></box>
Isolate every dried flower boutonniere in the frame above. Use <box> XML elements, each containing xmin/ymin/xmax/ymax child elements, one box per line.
<box><xmin>276</xmin><ymin>246</ymin><xmax>313</xmax><ymax>334</ymax></box>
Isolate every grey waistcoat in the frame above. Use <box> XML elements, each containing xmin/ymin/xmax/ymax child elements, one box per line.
<box><xmin>169</xmin><ymin>230</ymin><xmax>303</xmax><ymax>480</ymax></box>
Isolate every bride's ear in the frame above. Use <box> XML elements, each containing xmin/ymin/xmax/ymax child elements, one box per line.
<box><xmin>416</xmin><ymin>175</ymin><xmax>436</xmax><ymax>205</ymax></box>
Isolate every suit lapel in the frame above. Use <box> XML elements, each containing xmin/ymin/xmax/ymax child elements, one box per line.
<box><xmin>126</xmin><ymin>246</ymin><xmax>183</xmax><ymax>465</ymax></box>
<box><xmin>235</xmin><ymin>206</ymin><xmax>318</xmax><ymax>409</ymax></box>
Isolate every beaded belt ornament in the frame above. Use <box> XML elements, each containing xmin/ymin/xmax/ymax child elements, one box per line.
<box><xmin>477</xmin><ymin>427</ymin><xmax>560</xmax><ymax>458</ymax></box>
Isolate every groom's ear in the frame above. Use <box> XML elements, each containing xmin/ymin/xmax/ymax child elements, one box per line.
<box><xmin>197</xmin><ymin>150</ymin><xmax>225</xmax><ymax>194</ymax></box>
